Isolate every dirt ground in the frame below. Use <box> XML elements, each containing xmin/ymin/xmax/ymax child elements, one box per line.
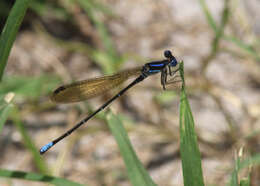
<box><xmin>1</xmin><ymin>0</ymin><xmax>260</xmax><ymax>185</ymax></box>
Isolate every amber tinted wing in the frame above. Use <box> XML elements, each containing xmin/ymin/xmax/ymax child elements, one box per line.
<box><xmin>50</xmin><ymin>67</ymin><xmax>142</xmax><ymax>103</ymax></box>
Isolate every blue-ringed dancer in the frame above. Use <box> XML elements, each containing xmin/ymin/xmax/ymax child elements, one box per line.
<box><xmin>40</xmin><ymin>50</ymin><xmax>179</xmax><ymax>154</ymax></box>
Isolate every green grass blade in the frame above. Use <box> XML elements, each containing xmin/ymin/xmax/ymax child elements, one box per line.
<box><xmin>106</xmin><ymin>111</ymin><xmax>157</xmax><ymax>186</ymax></box>
<box><xmin>212</xmin><ymin>0</ymin><xmax>229</xmax><ymax>52</ymax></box>
<box><xmin>230</xmin><ymin>156</ymin><xmax>240</xmax><ymax>186</ymax></box>
<box><xmin>238</xmin><ymin>154</ymin><xmax>260</xmax><ymax>169</ymax></box>
<box><xmin>0</xmin><ymin>75</ymin><xmax>60</xmax><ymax>99</ymax></box>
<box><xmin>198</xmin><ymin>0</ymin><xmax>260</xmax><ymax>61</ymax></box>
<box><xmin>0</xmin><ymin>93</ymin><xmax>15</xmax><ymax>133</ymax></box>
<box><xmin>0</xmin><ymin>0</ymin><xmax>32</xmax><ymax>81</ymax></box>
<box><xmin>179</xmin><ymin>62</ymin><xmax>205</xmax><ymax>186</ymax></box>
<box><xmin>229</xmin><ymin>154</ymin><xmax>260</xmax><ymax>186</ymax></box>
<box><xmin>223</xmin><ymin>35</ymin><xmax>260</xmax><ymax>61</ymax></box>
<box><xmin>0</xmin><ymin>169</ymin><xmax>84</xmax><ymax>186</ymax></box>
<box><xmin>76</xmin><ymin>0</ymin><xmax>124</xmax><ymax>73</ymax></box>
<box><xmin>239</xmin><ymin>179</ymin><xmax>250</xmax><ymax>186</ymax></box>
<box><xmin>76</xmin><ymin>0</ymin><xmax>114</xmax><ymax>52</ymax></box>
<box><xmin>12</xmin><ymin>107</ymin><xmax>49</xmax><ymax>174</ymax></box>
<box><xmin>30</xmin><ymin>1</ymin><xmax>70</xmax><ymax>20</ymax></box>
<box><xmin>198</xmin><ymin>0</ymin><xmax>217</xmax><ymax>32</ymax></box>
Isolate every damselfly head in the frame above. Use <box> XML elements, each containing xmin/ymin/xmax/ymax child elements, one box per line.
<box><xmin>164</xmin><ymin>50</ymin><xmax>173</xmax><ymax>58</ymax></box>
<box><xmin>164</xmin><ymin>50</ymin><xmax>178</xmax><ymax>67</ymax></box>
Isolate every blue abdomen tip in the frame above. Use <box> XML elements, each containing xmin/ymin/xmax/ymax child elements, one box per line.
<box><xmin>40</xmin><ymin>142</ymin><xmax>53</xmax><ymax>154</ymax></box>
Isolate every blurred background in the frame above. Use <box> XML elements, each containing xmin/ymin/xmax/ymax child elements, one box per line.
<box><xmin>0</xmin><ymin>0</ymin><xmax>260</xmax><ymax>185</ymax></box>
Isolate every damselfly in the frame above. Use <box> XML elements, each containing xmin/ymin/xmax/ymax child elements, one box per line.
<box><xmin>40</xmin><ymin>50</ymin><xmax>179</xmax><ymax>154</ymax></box>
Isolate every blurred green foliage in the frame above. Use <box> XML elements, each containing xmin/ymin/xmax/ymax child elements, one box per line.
<box><xmin>106</xmin><ymin>111</ymin><xmax>157</xmax><ymax>186</ymax></box>
<box><xmin>0</xmin><ymin>75</ymin><xmax>60</xmax><ymax>100</ymax></box>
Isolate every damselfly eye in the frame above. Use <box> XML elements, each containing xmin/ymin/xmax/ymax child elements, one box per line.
<box><xmin>164</xmin><ymin>50</ymin><xmax>173</xmax><ymax>58</ymax></box>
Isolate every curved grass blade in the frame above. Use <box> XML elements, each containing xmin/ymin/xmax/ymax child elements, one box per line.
<box><xmin>106</xmin><ymin>111</ymin><xmax>157</xmax><ymax>186</ymax></box>
<box><xmin>0</xmin><ymin>169</ymin><xmax>84</xmax><ymax>186</ymax></box>
<box><xmin>179</xmin><ymin>62</ymin><xmax>205</xmax><ymax>186</ymax></box>
<box><xmin>0</xmin><ymin>0</ymin><xmax>32</xmax><ymax>81</ymax></box>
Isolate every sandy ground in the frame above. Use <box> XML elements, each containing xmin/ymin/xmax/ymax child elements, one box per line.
<box><xmin>1</xmin><ymin>0</ymin><xmax>260</xmax><ymax>185</ymax></box>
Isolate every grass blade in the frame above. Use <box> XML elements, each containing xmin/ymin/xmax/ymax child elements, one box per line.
<box><xmin>106</xmin><ymin>111</ymin><xmax>157</xmax><ymax>186</ymax></box>
<box><xmin>0</xmin><ymin>75</ymin><xmax>60</xmax><ymax>99</ymax></box>
<box><xmin>0</xmin><ymin>93</ymin><xmax>15</xmax><ymax>133</ymax></box>
<box><xmin>239</xmin><ymin>179</ymin><xmax>250</xmax><ymax>186</ymax></box>
<box><xmin>179</xmin><ymin>62</ymin><xmax>205</xmax><ymax>186</ymax></box>
<box><xmin>0</xmin><ymin>0</ymin><xmax>32</xmax><ymax>81</ymax></box>
<box><xmin>0</xmin><ymin>169</ymin><xmax>84</xmax><ymax>186</ymax></box>
<box><xmin>198</xmin><ymin>0</ymin><xmax>217</xmax><ymax>32</ymax></box>
<box><xmin>76</xmin><ymin>0</ymin><xmax>124</xmax><ymax>73</ymax></box>
<box><xmin>223</xmin><ymin>35</ymin><xmax>260</xmax><ymax>61</ymax></box>
<box><xmin>198</xmin><ymin>0</ymin><xmax>260</xmax><ymax>61</ymax></box>
<box><xmin>229</xmin><ymin>153</ymin><xmax>260</xmax><ymax>186</ymax></box>
<box><xmin>230</xmin><ymin>154</ymin><xmax>240</xmax><ymax>186</ymax></box>
<box><xmin>12</xmin><ymin>107</ymin><xmax>49</xmax><ymax>174</ymax></box>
